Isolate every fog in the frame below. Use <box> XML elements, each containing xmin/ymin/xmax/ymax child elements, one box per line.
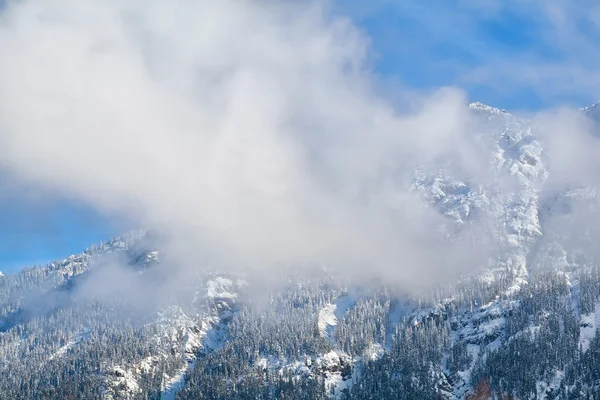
<box><xmin>0</xmin><ymin>0</ymin><xmax>598</xmax><ymax>297</ymax></box>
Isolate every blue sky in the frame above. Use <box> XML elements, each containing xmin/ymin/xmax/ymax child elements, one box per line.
<box><xmin>0</xmin><ymin>178</ymin><xmax>128</xmax><ymax>271</ymax></box>
<box><xmin>338</xmin><ymin>0</ymin><xmax>600</xmax><ymax>110</ymax></box>
<box><xmin>1</xmin><ymin>0</ymin><xmax>599</xmax><ymax>272</ymax></box>
<box><xmin>0</xmin><ymin>200</ymin><xmax>118</xmax><ymax>271</ymax></box>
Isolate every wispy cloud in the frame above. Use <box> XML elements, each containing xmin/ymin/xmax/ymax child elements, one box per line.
<box><xmin>340</xmin><ymin>0</ymin><xmax>600</xmax><ymax>109</ymax></box>
<box><xmin>0</xmin><ymin>0</ymin><xmax>494</xmax><ymax>290</ymax></box>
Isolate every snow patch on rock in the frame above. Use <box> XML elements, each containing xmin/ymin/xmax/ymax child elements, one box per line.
<box><xmin>48</xmin><ymin>328</ymin><xmax>92</xmax><ymax>361</ymax></box>
<box><xmin>318</xmin><ymin>304</ymin><xmax>338</xmax><ymax>339</ymax></box>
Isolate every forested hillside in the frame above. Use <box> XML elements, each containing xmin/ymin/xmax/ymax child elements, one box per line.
<box><xmin>3</xmin><ymin>103</ymin><xmax>600</xmax><ymax>399</ymax></box>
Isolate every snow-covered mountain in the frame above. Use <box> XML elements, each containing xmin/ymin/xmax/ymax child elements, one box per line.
<box><xmin>2</xmin><ymin>102</ymin><xmax>600</xmax><ymax>399</ymax></box>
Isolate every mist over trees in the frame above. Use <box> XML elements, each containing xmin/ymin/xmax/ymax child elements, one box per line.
<box><xmin>2</xmin><ymin>230</ymin><xmax>600</xmax><ymax>399</ymax></box>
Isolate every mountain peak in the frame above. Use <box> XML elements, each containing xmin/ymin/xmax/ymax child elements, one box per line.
<box><xmin>581</xmin><ymin>101</ymin><xmax>600</xmax><ymax>113</ymax></box>
<box><xmin>468</xmin><ymin>101</ymin><xmax>508</xmax><ymax>115</ymax></box>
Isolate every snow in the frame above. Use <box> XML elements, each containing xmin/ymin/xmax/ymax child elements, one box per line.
<box><xmin>458</xmin><ymin>344</ymin><xmax>481</xmax><ymax>384</ymax></box>
<box><xmin>253</xmin><ymin>351</ymin><xmax>353</xmax><ymax>396</ymax></box>
<box><xmin>318</xmin><ymin>304</ymin><xmax>337</xmax><ymax>338</ymax></box>
<box><xmin>322</xmin><ymin>351</ymin><xmax>341</xmax><ymax>368</ymax></box>
<box><xmin>468</xmin><ymin>102</ymin><xmax>507</xmax><ymax>116</ymax></box>
<box><xmin>386</xmin><ymin>298</ymin><xmax>414</xmax><ymax>349</ymax></box>
<box><xmin>161</xmin><ymin>363</ymin><xmax>190</xmax><ymax>400</ymax></box>
<box><xmin>14</xmin><ymin>100</ymin><xmax>600</xmax><ymax>398</ymax></box>
<box><xmin>536</xmin><ymin>370</ymin><xmax>564</xmax><ymax>399</ymax></box>
<box><xmin>206</xmin><ymin>277</ymin><xmax>238</xmax><ymax>299</ymax></box>
<box><xmin>103</xmin><ymin>367</ymin><xmax>141</xmax><ymax>400</ymax></box>
<box><xmin>321</xmin><ymin>351</ymin><xmax>355</xmax><ymax>399</ymax></box>
<box><xmin>146</xmin><ymin>251</ymin><xmax>160</xmax><ymax>263</ymax></box>
<box><xmin>159</xmin><ymin>277</ymin><xmax>240</xmax><ymax>399</ymax></box>
<box><xmin>254</xmin><ymin>355</ymin><xmax>311</xmax><ymax>377</ymax></box>
<box><xmin>325</xmin><ymin>369</ymin><xmax>353</xmax><ymax>399</ymax></box>
<box><xmin>159</xmin><ymin>315</ymin><xmax>228</xmax><ymax>398</ymax></box>
<box><xmin>364</xmin><ymin>343</ymin><xmax>384</xmax><ymax>361</ymax></box>
<box><xmin>318</xmin><ymin>294</ymin><xmax>357</xmax><ymax>341</ymax></box>
<box><xmin>113</xmin><ymin>369</ymin><xmax>140</xmax><ymax>394</ymax></box>
<box><xmin>103</xmin><ymin>276</ymin><xmax>240</xmax><ymax>400</ymax></box>
<box><xmin>580</xmin><ymin>301</ymin><xmax>600</xmax><ymax>352</ymax></box>
<box><xmin>444</xmin><ymin>297</ymin><xmax>520</xmax><ymax>399</ymax></box>
<box><xmin>48</xmin><ymin>328</ymin><xmax>92</xmax><ymax>361</ymax></box>
<box><xmin>334</xmin><ymin>294</ymin><xmax>357</xmax><ymax>321</ymax></box>
<box><xmin>480</xmin><ymin>317</ymin><xmax>506</xmax><ymax>337</ymax></box>
<box><xmin>158</xmin><ymin>310</ymin><xmax>206</xmax><ymax>400</ymax></box>
<box><xmin>72</xmin><ymin>102</ymin><xmax>559</xmax><ymax>398</ymax></box>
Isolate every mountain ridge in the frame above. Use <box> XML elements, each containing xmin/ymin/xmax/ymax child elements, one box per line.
<box><xmin>2</xmin><ymin>101</ymin><xmax>600</xmax><ymax>399</ymax></box>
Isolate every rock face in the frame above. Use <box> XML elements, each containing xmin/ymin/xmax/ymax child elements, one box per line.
<box><xmin>466</xmin><ymin>379</ymin><xmax>493</xmax><ymax>400</ymax></box>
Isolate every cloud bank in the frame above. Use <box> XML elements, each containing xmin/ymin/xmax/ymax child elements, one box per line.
<box><xmin>0</xmin><ymin>0</ymin><xmax>535</xmax><ymax>291</ymax></box>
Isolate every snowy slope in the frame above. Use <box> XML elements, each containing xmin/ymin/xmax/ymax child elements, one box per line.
<box><xmin>4</xmin><ymin>102</ymin><xmax>600</xmax><ymax>399</ymax></box>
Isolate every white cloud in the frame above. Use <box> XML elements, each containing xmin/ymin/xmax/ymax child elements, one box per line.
<box><xmin>0</xmin><ymin>0</ymin><xmax>502</xmax><ymax>292</ymax></box>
